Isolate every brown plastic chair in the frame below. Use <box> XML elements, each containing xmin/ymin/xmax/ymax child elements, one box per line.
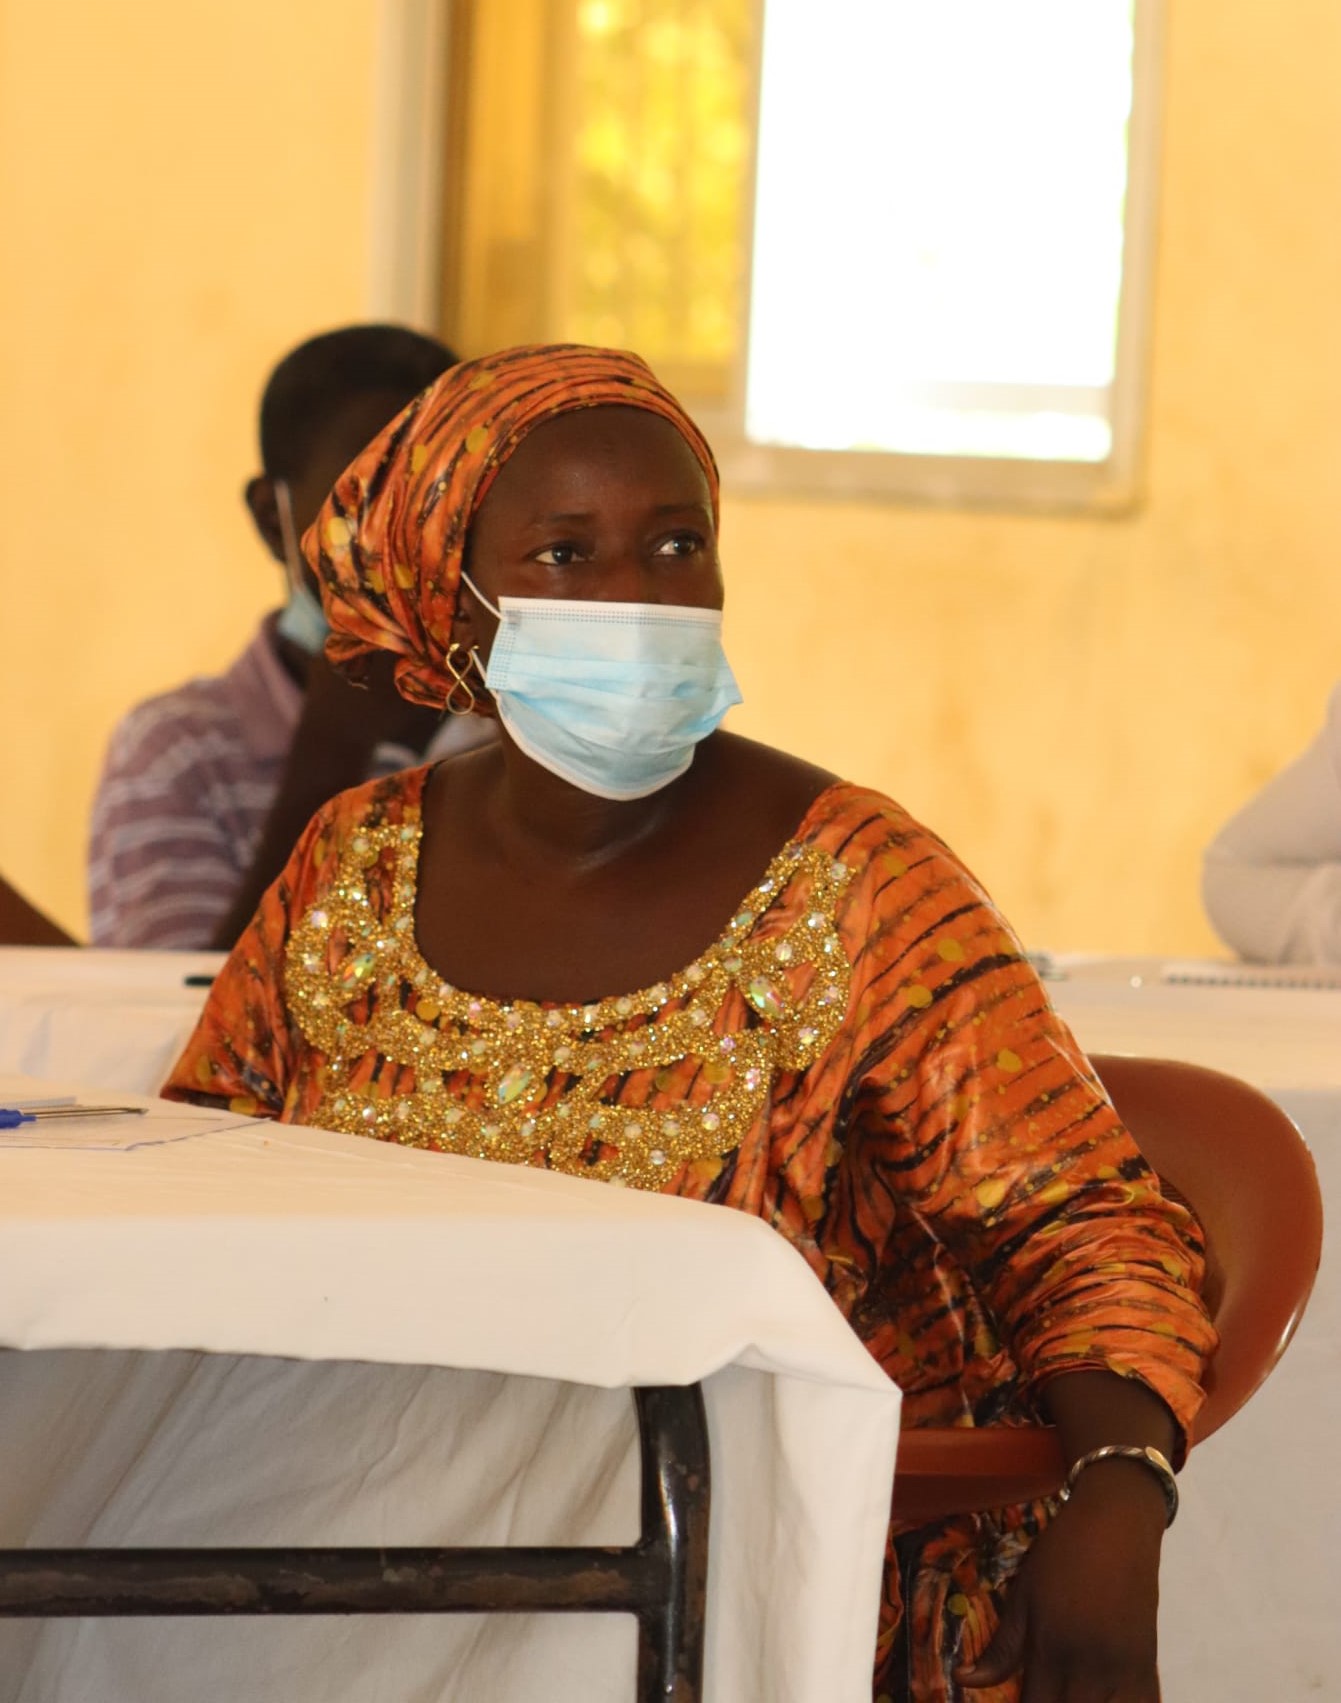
<box><xmin>892</xmin><ymin>1054</ymin><xmax>1324</xmax><ymax>1527</ymax></box>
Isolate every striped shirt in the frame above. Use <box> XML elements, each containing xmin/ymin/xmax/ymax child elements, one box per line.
<box><xmin>88</xmin><ymin>616</ymin><xmax>485</xmax><ymax>949</ymax></box>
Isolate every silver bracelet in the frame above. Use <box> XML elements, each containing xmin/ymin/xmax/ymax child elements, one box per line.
<box><xmin>1057</xmin><ymin>1444</ymin><xmax>1179</xmax><ymax>1528</ymax></box>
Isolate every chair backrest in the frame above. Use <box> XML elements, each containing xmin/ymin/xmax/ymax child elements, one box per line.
<box><xmin>1092</xmin><ymin>1053</ymin><xmax>1323</xmax><ymax>1442</ymax></box>
<box><xmin>893</xmin><ymin>1054</ymin><xmax>1324</xmax><ymax>1524</ymax></box>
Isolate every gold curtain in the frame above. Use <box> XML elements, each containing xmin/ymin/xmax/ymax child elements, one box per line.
<box><xmin>440</xmin><ymin>0</ymin><xmax>758</xmax><ymax>404</ymax></box>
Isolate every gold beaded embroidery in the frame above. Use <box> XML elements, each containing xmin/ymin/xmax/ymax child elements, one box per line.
<box><xmin>285</xmin><ymin>816</ymin><xmax>853</xmax><ymax>1190</ymax></box>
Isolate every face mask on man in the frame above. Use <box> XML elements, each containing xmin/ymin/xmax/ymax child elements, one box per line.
<box><xmin>461</xmin><ymin>573</ymin><xmax>742</xmax><ymax>801</ymax></box>
<box><xmin>273</xmin><ymin>478</ymin><xmax>332</xmax><ymax>656</ymax></box>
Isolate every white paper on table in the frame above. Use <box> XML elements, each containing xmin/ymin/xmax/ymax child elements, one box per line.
<box><xmin>0</xmin><ymin>1075</ymin><xmax>256</xmax><ymax>1151</ymax></box>
<box><xmin>0</xmin><ymin>1118</ymin><xmax>233</xmax><ymax>1151</ymax></box>
<box><xmin>0</xmin><ymin>1073</ymin><xmax>901</xmax><ymax>1703</ymax></box>
<box><xmin>0</xmin><ymin>1108</ymin><xmax>253</xmax><ymax>1152</ymax></box>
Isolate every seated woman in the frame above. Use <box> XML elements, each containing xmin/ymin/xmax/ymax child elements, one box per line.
<box><xmin>164</xmin><ymin>345</ymin><xmax>1214</xmax><ymax>1703</ymax></box>
<box><xmin>1202</xmin><ymin>682</ymin><xmax>1341</xmax><ymax>965</ymax></box>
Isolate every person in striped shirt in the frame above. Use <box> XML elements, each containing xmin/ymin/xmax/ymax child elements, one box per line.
<box><xmin>89</xmin><ymin>324</ymin><xmax>488</xmax><ymax>951</ymax></box>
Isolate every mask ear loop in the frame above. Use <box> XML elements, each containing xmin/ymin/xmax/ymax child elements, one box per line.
<box><xmin>460</xmin><ymin>569</ymin><xmax>501</xmax><ymax>621</ymax></box>
<box><xmin>274</xmin><ymin>478</ymin><xmax>305</xmax><ymax>595</ymax></box>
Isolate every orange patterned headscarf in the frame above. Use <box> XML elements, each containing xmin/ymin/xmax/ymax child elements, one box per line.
<box><xmin>303</xmin><ymin>343</ymin><xmax>720</xmax><ymax>709</ymax></box>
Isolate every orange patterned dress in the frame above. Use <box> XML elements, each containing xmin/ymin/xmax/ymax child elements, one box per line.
<box><xmin>163</xmin><ymin>768</ymin><xmax>1214</xmax><ymax>1701</ymax></box>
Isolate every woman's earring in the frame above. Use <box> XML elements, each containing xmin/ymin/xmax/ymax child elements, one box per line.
<box><xmin>443</xmin><ymin>643</ymin><xmax>478</xmax><ymax>716</ymax></box>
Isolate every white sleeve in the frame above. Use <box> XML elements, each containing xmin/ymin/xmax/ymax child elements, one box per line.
<box><xmin>1201</xmin><ymin>684</ymin><xmax>1341</xmax><ymax>965</ymax></box>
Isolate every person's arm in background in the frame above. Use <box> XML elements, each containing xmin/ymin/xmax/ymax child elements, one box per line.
<box><xmin>206</xmin><ymin>651</ymin><xmax>440</xmax><ymax>951</ymax></box>
<box><xmin>1202</xmin><ymin>683</ymin><xmax>1341</xmax><ymax>965</ymax></box>
<box><xmin>0</xmin><ymin>876</ymin><xmax>74</xmax><ymax>946</ymax></box>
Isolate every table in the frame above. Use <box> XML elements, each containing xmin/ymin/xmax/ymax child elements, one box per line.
<box><xmin>1153</xmin><ymin>1086</ymin><xmax>1339</xmax><ymax>1701</ymax></box>
<box><xmin>1046</xmin><ymin>956</ymin><xmax>1340</xmax><ymax>1702</ymax></box>
<box><xmin>0</xmin><ymin>1073</ymin><xmax>899</xmax><ymax>1703</ymax></box>
<box><xmin>0</xmin><ymin>947</ymin><xmax>223</xmax><ymax>1092</ymax></box>
<box><xmin>1044</xmin><ymin>953</ymin><xmax>1341</xmax><ymax>1091</ymax></box>
<box><xmin>1</xmin><ymin>947</ymin><xmax>1336</xmax><ymax>1700</ymax></box>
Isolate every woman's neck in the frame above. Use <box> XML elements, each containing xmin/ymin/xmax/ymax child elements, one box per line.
<box><xmin>476</xmin><ymin>730</ymin><xmax>720</xmax><ymax>874</ymax></box>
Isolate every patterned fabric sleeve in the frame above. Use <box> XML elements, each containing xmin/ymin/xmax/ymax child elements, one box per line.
<box><xmin>160</xmin><ymin>800</ymin><xmax>340</xmax><ymax>1115</ymax></box>
<box><xmin>833</xmin><ymin>809</ymin><xmax>1216</xmax><ymax>1454</ymax></box>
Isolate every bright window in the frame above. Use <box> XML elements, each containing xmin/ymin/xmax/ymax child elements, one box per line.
<box><xmin>436</xmin><ymin>0</ymin><xmax>1163</xmax><ymax>509</ymax></box>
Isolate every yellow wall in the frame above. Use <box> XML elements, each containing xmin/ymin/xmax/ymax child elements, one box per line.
<box><xmin>2</xmin><ymin>0</ymin><xmax>1338</xmax><ymax>953</ymax></box>
<box><xmin>723</xmin><ymin>0</ymin><xmax>1341</xmax><ymax>953</ymax></box>
<box><xmin>0</xmin><ymin>0</ymin><xmax>379</xmax><ymax>935</ymax></box>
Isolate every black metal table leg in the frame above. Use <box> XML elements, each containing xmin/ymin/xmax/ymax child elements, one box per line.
<box><xmin>632</xmin><ymin>1385</ymin><xmax>710</xmax><ymax>1703</ymax></box>
<box><xmin>0</xmin><ymin>1382</ymin><xmax>712</xmax><ymax>1701</ymax></box>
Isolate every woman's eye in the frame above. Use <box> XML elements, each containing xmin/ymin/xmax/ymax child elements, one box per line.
<box><xmin>654</xmin><ymin>532</ymin><xmax>703</xmax><ymax>558</ymax></box>
<box><xmin>535</xmin><ymin>542</ymin><xmax>584</xmax><ymax>566</ymax></box>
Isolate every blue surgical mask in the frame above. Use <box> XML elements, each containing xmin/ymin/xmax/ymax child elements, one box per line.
<box><xmin>273</xmin><ymin>478</ymin><xmax>331</xmax><ymax>656</ymax></box>
<box><xmin>464</xmin><ymin>576</ymin><xmax>742</xmax><ymax>800</ymax></box>
<box><xmin>276</xmin><ymin>578</ymin><xmax>331</xmax><ymax>655</ymax></box>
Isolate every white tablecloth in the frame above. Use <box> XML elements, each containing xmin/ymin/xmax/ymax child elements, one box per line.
<box><xmin>1153</xmin><ymin>1086</ymin><xmax>1339</xmax><ymax>1702</ymax></box>
<box><xmin>0</xmin><ymin>947</ymin><xmax>223</xmax><ymax>1092</ymax></box>
<box><xmin>1040</xmin><ymin>957</ymin><xmax>1340</xmax><ymax>1702</ymax></box>
<box><xmin>1045</xmin><ymin>953</ymin><xmax>1341</xmax><ymax>1092</ymax></box>
<box><xmin>1</xmin><ymin>947</ymin><xmax>1337</xmax><ymax>1701</ymax></box>
<box><xmin>0</xmin><ymin>1074</ymin><xmax>899</xmax><ymax>1703</ymax></box>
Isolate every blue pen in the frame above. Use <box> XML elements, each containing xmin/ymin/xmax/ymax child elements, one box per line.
<box><xmin>0</xmin><ymin>1105</ymin><xmax>147</xmax><ymax>1130</ymax></box>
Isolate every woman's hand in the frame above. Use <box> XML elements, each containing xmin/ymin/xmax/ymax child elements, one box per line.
<box><xmin>957</xmin><ymin>1460</ymin><xmax>1167</xmax><ymax>1700</ymax></box>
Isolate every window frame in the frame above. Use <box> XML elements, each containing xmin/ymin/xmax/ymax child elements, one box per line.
<box><xmin>710</xmin><ymin>0</ymin><xmax>1166</xmax><ymax>514</ymax></box>
<box><xmin>371</xmin><ymin>0</ymin><xmax>1166</xmax><ymax>515</ymax></box>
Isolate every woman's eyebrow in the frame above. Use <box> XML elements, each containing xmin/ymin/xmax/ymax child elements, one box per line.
<box><xmin>519</xmin><ymin>499</ymin><xmax>709</xmax><ymax>528</ymax></box>
<box><xmin>521</xmin><ymin>511</ymin><xmax>594</xmax><ymax>528</ymax></box>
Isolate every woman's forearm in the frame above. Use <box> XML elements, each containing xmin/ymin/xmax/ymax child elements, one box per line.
<box><xmin>1041</xmin><ymin>1368</ymin><xmax>1181</xmax><ymax>1529</ymax></box>
<box><xmin>1042</xmin><ymin>1367</ymin><xmax>1179</xmax><ymax>1461</ymax></box>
